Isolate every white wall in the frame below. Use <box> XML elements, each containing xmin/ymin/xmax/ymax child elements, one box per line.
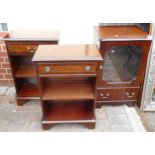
<box><xmin>0</xmin><ymin>0</ymin><xmax>154</xmax><ymax>44</ymax></box>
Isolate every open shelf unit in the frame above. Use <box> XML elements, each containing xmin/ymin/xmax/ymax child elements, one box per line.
<box><xmin>38</xmin><ymin>72</ymin><xmax>96</xmax><ymax>129</ymax></box>
<box><xmin>32</xmin><ymin>44</ymin><xmax>102</xmax><ymax>129</ymax></box>
<box><xmin>5</xmin><ymin>39</ymin><xmax>59</xmax><ymax>106</ymax></box>
<box><xmin>42</xmin><ymin>100</ymin><xmax>95</xmax><ymax>123</ymax></box>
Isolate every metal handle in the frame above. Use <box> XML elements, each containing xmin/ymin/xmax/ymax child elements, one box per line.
<box><xmin>29</xmin><ymin>50</ymin><xmax>35</xmax><ymax>53</ymax></box>
<box><xmin>126</xmin><ymin>92</ymin><xmax>135</xmax><ymax>98</ymax></box>
<box><xmin>44</xmin><ymin>66</ymin><xmax>51</xmax><ymax>72</ymax></box>
<box><xmin>99</xmin><ymin>65</ymin><xmax>103</xmax><ymax>70</ymax></box>
<box><xmin>27</xmin><ymin>46</ymin><xmax>35</xmax><ymax>53</ymax></box>
<box><xmin>27</xmin><ymin>46</ymin><xmax>31</xmax><ymax>50</ymax></box>
<box><xmin>85</xmin><ymin>65</ymin><xmax>92</xmax><ymax>72</ymax></box>
<box><xmin>29</xmin><ymin>46</ymin><xmax>37</xmax><ymax>53</ymax></box>
<box><xmin>100</xmin><ymin>93</ymin><xmax>110</xmax><ymax>99</ymax></box>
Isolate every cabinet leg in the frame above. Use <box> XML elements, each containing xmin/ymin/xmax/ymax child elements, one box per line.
<box><xmin>42</xmin><ymin>124</ymin><xmax>54</xmax><ymax>130</ymax></box>
<box><xmin>16</xmin><ymin>99</ymin><xmax>25</xmax><ymax>106</ymax></box>
<box><xmin>83</xmin><ymin>122</ymin><xmax>95</xmax><ymax>129</ymax></box>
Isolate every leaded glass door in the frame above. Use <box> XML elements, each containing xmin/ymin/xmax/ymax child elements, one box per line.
<box><xmin>98</xmin><ymin>41</ymin><xmax>150</xmax><ymax>87</ymax></box>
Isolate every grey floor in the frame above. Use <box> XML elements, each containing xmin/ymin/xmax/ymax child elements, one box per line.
<box><xmin>0</xmin><ymin>86</ymin><xmax>145</xmax><ymax>132</ymax></box>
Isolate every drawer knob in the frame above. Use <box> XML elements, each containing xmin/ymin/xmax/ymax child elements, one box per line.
<box><xmin>126</xmin><ymin>92</ymin><xmax>135</xmax><ymax>98</ymax></box>
<box><xmin>131</xmin><ymin>92</ymin><xmax>135</xmax><ymax>96</ymax></box>
<box><xmin>27</xmin><ymin>46</ymin><xmax>35</xmax><ymax>53</ymax></box>
<box><xmin>126</xmin><ymin>92</ymin><xmax>129</xmax><ymax>96</ymax></box>
<box><xmin>44</xmin><ymin>66</ymin><xmax>51</xmax><ymax>72</ymax></box>
<box><xmin>99</xmin><ymin>65</ymin><xmax>103</xmax><ymax>70</ymax></box>
<box><xmin>100</xmin><ymin>93</ymin><xmax>110</xmax><ymax>98</ymax></box>
<box><xmin>30</xmin><ymin>50</ymin><xmax>35</xmax><ymax>53</ymax></box>
<box><xmin>106</xmin><ymin>93</ymin><xmax>110</xmax><ymax>96</ymax></box>
<box><xmin>85</xmin><ymin>65</ymin><xmax>92</xmax><ymax>72</ymax></box>
<box><xmin>27</xmin><ymin>46</ymin><xmax>31</xmax><ymax>50</ymax></box>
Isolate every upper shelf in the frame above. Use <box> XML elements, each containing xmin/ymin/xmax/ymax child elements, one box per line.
<box><xmin>0</xmin><ymin>30</ymin><xmax>60</xmax><ymax>41</ymax></box>
<box><xmin>95</xmin><ymin>25</ymin><xmax>152</xmax><ymax>41</ymax></box>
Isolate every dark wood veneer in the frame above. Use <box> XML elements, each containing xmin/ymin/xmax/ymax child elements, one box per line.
<box><xmin>97</xmin><ymin>87</ymin><xmax>140</xmax><ymax>101</ymax></box>
<box><xmin>42</xmin><ymin>100</ymin><xmax>95</xmax><ymax>122</ymax></box>
<box><xmin>94</xmin><ymin>26</ymin><xmax>152</xmax><ymax>107</ymax></box>
<box><xmin>5</xmin><ymin>33</ymin><xmax>59</xmax><ymax>106</ymax></box>
<box><xmin>33</xmin><ymin>45</ymin><xmax>102</xmax><ymax>129</ymax></box>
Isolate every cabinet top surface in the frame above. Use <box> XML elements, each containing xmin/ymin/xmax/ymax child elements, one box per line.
<box><xmin>95</xmin><ymin>25</ymin><xmax>151</xmax><ymax>41</ymax></box>
<box><xmin>32</xmin><ymin>44</ymin><xmax>103</xmax><ymax>62</ymax></box>
<box><xmin>0</xmin><ymin>30</ymin><xmax>60</xmax><ymax>41</ymax></box>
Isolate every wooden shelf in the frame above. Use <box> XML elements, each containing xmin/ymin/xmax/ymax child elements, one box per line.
<box><xmin>15</xmin><ymin>64</ymin><xmax>36</xmax><ymax>78</ymax></box>
<box><xmin>42</xmin><ymin>101</ymin><xmax>95</xmax><ymax>123</ymax></box>
<box><xmin>18</xmin><ymin>84</ymin><xmax>39</xmax><ymax>99</ymax></box>
<box><xmin>42</xmin><ymin>82</ymin><xmax>94</xmax><ymax>100</ymax></box>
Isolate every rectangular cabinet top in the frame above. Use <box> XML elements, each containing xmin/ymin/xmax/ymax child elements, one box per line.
<box><xmin>32</xmin><ymin>44</ymin><xmax>103</xmax><ymax>61</ymax></box>
<box><xmin>95</xmin><ymin>25</ymin><xmax>152</xmax><ymax>41</ymax></box>
<box><xmin>1</xmin><ymin>30</ymin><xmax>60</xmax><ymax>41</ymax></box>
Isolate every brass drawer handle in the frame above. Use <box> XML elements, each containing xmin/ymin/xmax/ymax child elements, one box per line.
<box><xmin>85</xmin><ymin>65</ymin><xmax>92</xmax><ymax>72</ymax></box>
<box><xmin>27</xmin><ymin>46</ymin><xmax>35</xmax><ymax>53</ymax></box>
<box><xmin>29</xmin><ymin>50</ymin><xmax>35</xmax><ymax>53</ymax></box>
<box><xmin>126</xmin><ymin>92</ymin><xmax>135</xmax><ymax>98</ymax></box>
<box><xmin>100</xmin><ymin>93</ymin><xmax>110</xmax><ymax>99</ymax></box>
<box><xmin>44</xmin><ymin>66</ymin><xmax>51</xmax><ymax>73</ymax></box>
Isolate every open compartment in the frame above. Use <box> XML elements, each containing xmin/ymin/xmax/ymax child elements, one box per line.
<box><xmin>42</xmin><ymin>100</ymin><xmax>95</xmax><ymax>123</ymax></box>
<box><xmin>39</xmin><ymin>77</ymin><xmax>96</xmax><ymax>100</ymax></box>
<box><xmin>15</xmin><ymin>77</ymin><xmax>39</xmax><ymax>99</ymax></box>
<box><xmin>10</xmin><ymin>55</ymin><xmax>36</xmax><ymax>78</ymax></box>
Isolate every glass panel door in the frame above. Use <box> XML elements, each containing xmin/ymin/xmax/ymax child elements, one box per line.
<box><xmin>103</xmin><ymin>46</ymin><xmax>142</xmax><ymax>83</ymax></box>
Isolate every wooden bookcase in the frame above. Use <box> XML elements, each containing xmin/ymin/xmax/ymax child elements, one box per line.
<box><xmin>33</xmin><ymin>45</ymin><xmax>103</xmax><ymax>130</ymax></box>
<box><xmin>4</xmin><ymin>30</ymin><xmax>59</xmax><ymax>105</ymax></box>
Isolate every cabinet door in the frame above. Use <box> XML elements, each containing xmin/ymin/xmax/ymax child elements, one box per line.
<box><xmin>98</xmin><ymin>41</ymin><xmax>151</xmax><ymax>87</ymax></box>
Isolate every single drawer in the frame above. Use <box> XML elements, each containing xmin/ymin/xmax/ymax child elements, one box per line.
<box><xmin>97</xmin><ymin>88</ymin><xmax>140</xmax><ymax>101</ymax></box>
<box><xmin>7</xmin><ymin>42</ymin><xmax>38</xmax><ymax>54</ymax></box>
<box><xmin>38</xmin><ymin>63</ymin><xmax>97</xmax><ymax>75</ymax></box>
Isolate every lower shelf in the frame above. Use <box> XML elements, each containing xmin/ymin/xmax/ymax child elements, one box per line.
<box><xmin>17</xmin><ymin>84</ymin><xmax>39</xmax><ymax>99</ymax></box>
<box><xmin>42</xmin><ymin>100</ymin><xmax>95</xmax><ymax>123</ymax></box>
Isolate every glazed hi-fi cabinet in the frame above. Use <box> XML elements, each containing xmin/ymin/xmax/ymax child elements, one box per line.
<box><xmin>4</xmin><ymin>30</ymin><xmax>59</xmax><ymax>106</ymax></box>
<box><xmin>94</xmin><ymin>25</ymin><xmax>152</xmax><ymax>108</ymax></box>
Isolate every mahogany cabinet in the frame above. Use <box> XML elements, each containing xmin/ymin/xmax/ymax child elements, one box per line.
<box><xmin>32</xmin><ymin>45</ymin><xmax>103</xmax><ymax>130</ymax></box>
<box><xmin>94</xmin><ymin>25</ymin><xmax>152</xmax><ymax>107</ymax></box>
<box><xmin>4</xmin><ymin>30</ymin><xmax>59</xmax><ymax>106</ymax></box>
